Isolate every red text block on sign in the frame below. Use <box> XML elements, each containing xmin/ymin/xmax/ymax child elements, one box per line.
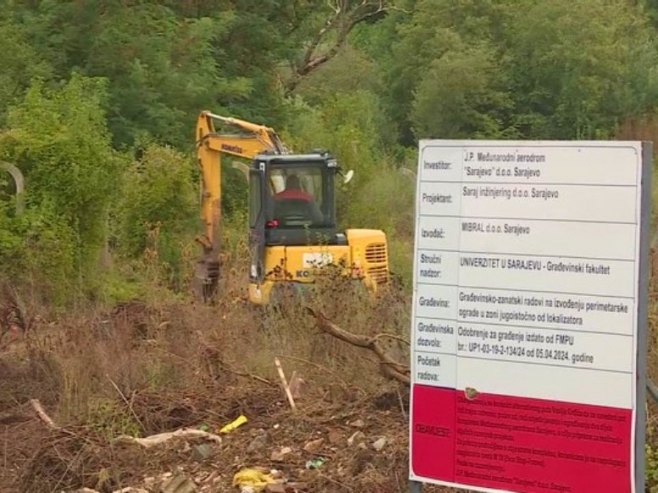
<box><xmin>411</xmin><ymin>385</ymin><xmax>632</xmax><ymax>493</ymax></box>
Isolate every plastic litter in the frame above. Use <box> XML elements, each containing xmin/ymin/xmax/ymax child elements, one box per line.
<box><xmin>304</xmin><ymin>457</ymin><xmax>326</xmax><ymax>469</ymax></box>
<box><xmin>220</xmin><ymin>414</ymin><xmax>248</xmax><ymax>433</ymax></box>
<box><xmin>232</xmin><ymin>468</ymin><xmax>275</xmax><ymax>492</ymax></box>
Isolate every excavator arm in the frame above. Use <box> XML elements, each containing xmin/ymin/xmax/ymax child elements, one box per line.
<box><xmin>194</xmin><ymin>111</ymin><xmax>287</xmax><ymax>300</ymax></box>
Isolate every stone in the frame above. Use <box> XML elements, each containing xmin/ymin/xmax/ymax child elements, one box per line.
<box><xmin>270</xmin><ymin>446</ymin><xmax>293</xmax><ymax>461</ymax></box>
<box><xmin>372</xmin><ymin>437</ymin><xmax>387</xmax><ymax>451</ymax></box>
<box><xmin>160</xmin><ymin>472</ymin><xmax>198</xmax><ymax>493</ymax></box>
<box><xmin>191</xmin><ymin>443</ymin><xmax>213</xmax><ymax>461</ymax></box>
<box><xmin>247</xmin><ymin>431</ymin><xmax>269</xmax><ymax>453</ymax></box>
<box><xmin>303</xmin><ymin>438</ymin><xmax>324</xmax><ymax>453</ymax></box>
<box><xmin>347</xmin><ymin>431</ymin><xmax>365</xmax><ymax>446</ymax></box>
<box><xmin>327</xmin><ymin>429</ymin><xmax>342</xmax><ymax>444</ymax></box>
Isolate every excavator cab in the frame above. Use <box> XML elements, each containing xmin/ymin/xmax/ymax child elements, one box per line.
<box><xmin>248</xmin><ymin>152</ymin><xmax>350</xmax><ymax>287</ymax></box>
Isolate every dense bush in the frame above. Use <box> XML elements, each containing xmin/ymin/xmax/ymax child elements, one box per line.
<box><xmin>0</xmin><ymin>0</ymin><xmax>657</xmax><ymax>305</ymax></box>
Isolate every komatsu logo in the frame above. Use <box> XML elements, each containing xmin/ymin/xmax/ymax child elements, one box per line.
<box><xmin>221</xmin><ymin>143</ymin><xmax>243</xmax><ymax>153</ymax></box>
<box><xmin>295</xmin><ymin>270</ymin><xmax>311</xmax><ymax>278</ymax></box>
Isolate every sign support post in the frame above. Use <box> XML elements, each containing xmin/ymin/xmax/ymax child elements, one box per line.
<box><xmin>408</xmin><ymin>140</ymin><xmax>652</xmax><ymax>493</ymax></box>
<box><xmin>409</xmin><ymin>480</ymin><xmax>423</xmax><ymax>493</ymax></box>
<box><xmin>634</xmin><ymin>142</ymin><xmax>652</xmax><ymax>491</ymax></box>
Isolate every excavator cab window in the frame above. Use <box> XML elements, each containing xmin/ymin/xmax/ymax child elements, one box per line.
<box><xmin>249</xmin><ymin>155</ymin><xmax>338</xmax><ymax>246</ymax></box>
<box><xmin>267</xmin><ymin>167</ymin><xmax>326</xmax><ymax>227</ymax></box>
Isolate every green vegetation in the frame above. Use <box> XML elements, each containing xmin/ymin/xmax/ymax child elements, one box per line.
<box><xmin>3</xmin><ymin>0</ymin><xmax>656</xmax><ymax>302</ymax></box>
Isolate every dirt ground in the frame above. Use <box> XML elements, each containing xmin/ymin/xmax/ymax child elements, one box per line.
<box><xmin>4</xmin><ymin>263</ymin><xmax>658</xmax><ymax>493</ymax></box>
<box><xmin>0</xmin><ymin>279</ymin><xmax>456</xmax><ymax>493</ymax></box>
<box><xmin>1</xmin><ymin>374</ymin><xmax>452</xmax><ymax>493</ymax></box>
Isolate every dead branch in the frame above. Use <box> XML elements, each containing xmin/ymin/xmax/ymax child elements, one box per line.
<box><xmin>112</xmin><ymin>427</ymin><xmax>222</xmax><ymax>448</ymax></box>
<box><xmin>225</xmin><ymin>366</ymin><xmax>272</xmax><ymax>386</ymax></box>
<box><xmin>0</xmin><ymin>412</ymin><xmax>31</xmax><ymax>425</ymax></box>
<box><xmin>74</xmin><ymin>488</ymin><xmax>148</xmax><ymax>493</ymax></box>
<box><xmin>278</xmin><ymin>354</ymin><xmax>354</xmax><ymax>389</ymax></box>
<box><xmin>306</xmin><ymin>307</ymin><xmax>410</xmax><ymax>384</ymax></box>
<box><xmin>374</xmin><ymin>333</ymin><xmax>410</xmax><ymax>346</ymax></box>
<box><xmin>319</xmin><ymin>472</ymin><xmax>354</xmax><ymax>491</ymax></box>
<box><xmin>285</xmin><ymin>0</ymin><xmax>408</xmax><ymax>94</ymax></box>
<box><xmin>106</xmin><ymin>376</ymin><xmax>145</xmax><ymax>432</ymax></box>
<box><xmin>29</xmin><ymin>399</ymin><xmax>59</xmax><ymax>430</ymax></box>
<box><xmin>203</xmin><ymin>360</ymin><xmax>272</xmax><ymax>386</ymax></box>
<box><xmin>274</xmin><ymin>357</ymin><xmax>297</xmax><ymax>412</ymax></box>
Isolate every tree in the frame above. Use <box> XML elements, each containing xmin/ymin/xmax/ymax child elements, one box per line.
<box><xmin>284</xmin><ymin>0</ymin><xmax>408</xmax><ymax>95</ymax></box>
<box><xmin>1</xmin><ymin>73</ymin><xmax>125</xmax><ymax>280</ymax></box>
<box><xmin>410</xmin><ymin>42</ymin><xmax>513</xmax><ymax>139</ymax></box>
<box><xmin>115</xmin><ymin>144</ymin><xmax>198</xmax><ymax>274</ymax></box>
<box><xmin>78</xmin><ymin>4</ymin><xmax>250</xmax><ymax>148</ymax></box>
<box><xmin>4</xmin><ymin>1</ymin><xmax>252</xmax><ymax>149</ymax></box>
<box><xmin>372</xmin><ymin>0</ymin><xmax>658</xmax><ymax>142</ymax></box>
<box><xmin>505</xmin><ymin>0</ymin><xmax>658</xmax><ymax>138</ymax></box>
<box><xmin>0</xmin><ymin>21</ymin><xmax>52</xmax><ymax>124</ymax></box>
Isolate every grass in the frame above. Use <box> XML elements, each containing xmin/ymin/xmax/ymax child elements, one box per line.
<box><xmin>1</xmin><ymin>243</ymin><xmax>411</xmax><ymax>425</ymax></box>
<box><xmin>0</xmin><ymin>241</ymin><xmax>418</xmax><ymax>492</ymax></box>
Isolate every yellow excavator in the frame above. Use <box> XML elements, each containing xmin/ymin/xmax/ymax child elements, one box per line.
<box><xmin>194</xmin><ymin>110</ymin><xmax>389</xmax><ymax>304</ymax></box>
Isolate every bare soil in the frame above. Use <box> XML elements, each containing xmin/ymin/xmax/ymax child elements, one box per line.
<box><xmin>1</xmin><ymin>368</ymin><xmax>451</xmax><ymax>492</ymax></box>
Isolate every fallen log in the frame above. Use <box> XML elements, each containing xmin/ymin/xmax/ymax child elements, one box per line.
<box><xmin>29</xmin><ymin>399</ymin><xmax>59</xmax><ymax>430</ymax></box>
<box><xmin>112</xmin><ymin>427</ymin><xmax>222</xmax><ymax>448</ymax></box>
<box><xmin>306</xmin><ymin>307</ymin><xmax>410</xmax><ymax>384</ymax></box>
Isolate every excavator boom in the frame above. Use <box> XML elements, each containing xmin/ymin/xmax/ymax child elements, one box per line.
<box><xmin>194</xmin><ymin>111</ymin><xmax>287</xmax><ymax>300</ymax></box>
<box><xmin>197</xmin><ymin>111</ymin><xmax>287</xmax><ymax>155</ymax></box>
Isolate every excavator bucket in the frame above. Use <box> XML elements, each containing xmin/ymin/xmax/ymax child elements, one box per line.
<box><xmin>193</xmin><ymin>258</ymin><xmax>219</xmax><ymax>303</ymax></box>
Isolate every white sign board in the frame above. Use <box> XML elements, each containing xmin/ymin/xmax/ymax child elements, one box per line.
<box><xmin>409</xmin><ymin>141</ymin><xmax>651</xmax><ymax>493</ymax></box>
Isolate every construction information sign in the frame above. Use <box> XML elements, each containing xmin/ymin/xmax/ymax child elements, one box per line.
<box><xmin>409</xmin><ymin>141</ymin><xmax>651</xmax><ymax>493</ymax></box>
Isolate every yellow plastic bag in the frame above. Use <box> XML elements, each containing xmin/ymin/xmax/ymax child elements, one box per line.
<box><xmin>232</xmin><ymin>468</ymin><xmax>275</xmax><ymax>492</ymax></box>
<box><xmin>219</xmin><ymin>414</ymin><xmax>248</xmax><ymax>433</ymax></box>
